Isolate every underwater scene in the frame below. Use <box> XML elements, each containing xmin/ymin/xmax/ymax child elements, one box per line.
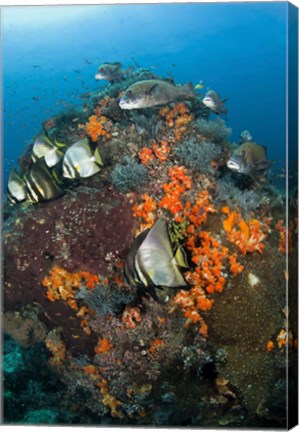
<box><xmin>1</xmin><ymin>2</ymin><xmax>298</xmax><ymax>428</ymax></box>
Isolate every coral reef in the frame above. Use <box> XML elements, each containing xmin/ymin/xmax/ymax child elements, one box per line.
<box><xmin>222</xmin><ymin>206</ymin><xmax>267</xmax><ymax>254</ymax></box>
<box><xmin>110</xmin><ymin>156</ymin><xmax>149</xmax><ymax>193</ymax></box>
<box><xmin>195</xmin><ymin>118</ymin><xmax>232</xmax><ymax>143</ymax></box>
<box><xmin>174</xmin><ymin>138</ymin><xmax>222</xmax><ymax>174</ymax></box>
<box><xmin>76</xmin><ymin>284</ymin><xmax>134</xmax><ymax>316</ymax></box>
<box><xmin>3</xmin><ymin>67</ymin><xmax>295</xmax><ymax>428</ymax></box>
<box><xmin>215</xmin><ymin>173</ymin><xmax>269</xmax><ymax>213</ymax></box>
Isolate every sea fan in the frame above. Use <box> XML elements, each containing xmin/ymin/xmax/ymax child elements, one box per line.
<box><xmin>75</xmin><ymin>284</ymin><xmax>134</xmax><ymax>316</ymax></box>
<box><xmin>174</xmin><ymin>138</ymin><xmax>221</xmax><ymax>174</ymax></box>
<box><xmin>196</xmin><ymin>118</ymin><xmax>232</xmax><ymax>143</ymax></box>
<box><xmin>110</xmin><ymin>156</ymin><xmax>149</xmax><ymax>192</ymax></box>
<box><xmin>129</xmin><ymin>111</ymin><xmax>162</xmax><ymax>139</ymax></box>
<box><xmin>215</xmin><ymin>174</ymin><xmax>268</xmax><ymax>212</ymax></box>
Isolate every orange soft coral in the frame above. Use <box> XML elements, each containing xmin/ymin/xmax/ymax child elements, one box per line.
<box><xmin>84</xmin><ymin>364</ymin><xmax>123</xmax><ymax>418</ymax></box>
<box><xmin>42</xmin><ymin>267</ymin><xmax>98</xmax><ymax>304</ymax></box>
<box><xmin>85</xmin><ymin>115</ymin><xmax>111</xmax><ymax>142</ymax></box>
<box><xmin>159</xmin><ymin>102</ymin><xmax>193</xmax><ymax>141</ymax></box>
<box><xmin>183</xmin><ymin>190</ymin><xmax>217</xmax><ymax>227</ymax></box>
<box><xmin>94</xmin><ymin>338</ymin><xmax>113</xmax><ymax>354</ymax></box>
<box><xmin>138</xmin><ymin>147</ymin><xmax>155</xmax><ymax>165</ymax></box>
<box><xmin>222</xmin><ymin>208</ymin><xmax>267</xmax><ymax>254</ymax></box>
<box><xmin>42</xmin><ymin>266</ymin><xmax>98</xmax><ymax>334</ymax></box>
<box><xmin>228</xmin><ymin>253</ymin><xmax>244</xmax><ymax>275</ymax></box>
<box><xmin>173</xmin><ymin>286</ymin><xmax>214</xmax><ymax>337</ymax></box>
<box><xmin>173</xmin><ymin>230</ymin><xmax>244</xmax><ymax>337</ymax></box>
<box><xmin>159</xmin><ymin>165</ymin><xmax>192</xmax><ymax>217</ymax></box>
<box><xmin>122</xmin><ymin>306</ymin><xmax>142</xmax><ymax>329</ymax></box>
<box><xmin>185</xmin><ymin>231</ymin><xmax>229</xmax><ymax>295</ymax></box>
<box><xmin>152</xmin><ymin>140</ymin><xmax>171</xmax><ymax>162</ymax></box>
<box><xmin>149</xmin><ymin>339</ymin><xmax>165</xmax><ymax>354</ymax></box>
<box><xmin>45</xmin><ymin>330</ymin><xmax>66</xmax><ymax>367</ymax></box>
<box><xmin>222</xmin><ymin>211</ymin><xmax>238</xmax><ymax>233</ymax></box>
<box><xmin>132</xmin><ymin>194</ymin><xmax>157</xmax><ymax>229</ymax></box>
<box><xmin>266</xmin><ymin>340</ymin><xmax>274</xmax><ymax>352</ymax></box>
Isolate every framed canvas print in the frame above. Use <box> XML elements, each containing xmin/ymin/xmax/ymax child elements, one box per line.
<box><xmin>1</xmin><ymin>1</ymin><xmax>298</xmax><ymax>428</ymax></box>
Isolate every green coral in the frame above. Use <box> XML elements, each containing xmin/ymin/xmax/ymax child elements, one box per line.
<box><xmin>110</xmin><ymin>156</ymin><xmax>149</xmax><ymax>193</ymax></box>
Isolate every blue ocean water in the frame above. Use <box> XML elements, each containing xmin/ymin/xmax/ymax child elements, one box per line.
<box><xmin>2</xmin><ymin>2</ymin><xmax>287</xmax><ymax>190</ymax></box>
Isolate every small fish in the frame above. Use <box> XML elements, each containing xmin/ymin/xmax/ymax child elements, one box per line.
<box><xmin>84</xmin><ymin>58</ymin><xmax>92</xmax><ymax>65</ymax></box>
<box><xmin>32</xmin><ymin>130</ymin><xmax>65</xmax><ymax>168</ymax></box>
<box><xmin>119</xmin><ymin>79</ymin><xmax>196</xmax><ymax>110</ymax></box>
<box><xmin>227</xmin><ymin>142</ymin><xmax>273</xmax><ymax>178</ymax></box>
<box><xmin>195</xmin><ymin>81</ymin><xmax>204</xmax><ymax>90</ymax></box>
<box><xmin>62</xmin><ymin>138</ymin><xmax>104</xmax><ymax>179</ymax></box>
<box><xmin>74</xmin><ymin>69</ymin><xmax>81</xmax><ymax>74</ymax></box>
<box><xmin>32</xmin><ymin>65</ymin><xmax>41</xmax><ymax>69</ymax></box>
<box><xmin>124</xmin><ymin>219</ymin><xmax>188</xmax><ymax>300</ymax></box>
<box><xmin>95</xmin><ymin>62</ymin><xmax>124</xmax><ymax>82</ymax></box>
<box><xmin>25</xmin><ymin>158</ymin><xmax>64</xmax><ymax>203</ymax></box>
<box><xmin>131</xmin><ymin>57</ymin><xmax>141</xmax><ymax>69</ymax></box>
<box><xmin>80</xmin><ymin>91</ymin><xmax>93</xmax><ymax>100</ymax></box>
<box><xmin>32</xmin><ymin>96</ymin><xmax>41</xmax><ymax>102</ymax></box>
<box><xmin>7</xmin><ymin>168</ymin><xmax>27</xmax><ymax>204</ymax></box>
<box><xmin>202</xmin><ymin>89</ymin><xmax>227</xmax><ymax>115</ymax></box>
<box><xmin>240</xmin><ymin>129</ymin><xmax>253</xmax><ymax>143</ymax></box>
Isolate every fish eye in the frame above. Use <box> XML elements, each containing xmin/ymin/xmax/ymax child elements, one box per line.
<box><xmin>241</xmin><ymin>150</ymin><xmax>245</xmax><ymax>156</ymax></box>
<box><xmin>126</xmin><ymin>90</ymin><xmax>132</xmax><ymax>98</ymax></box>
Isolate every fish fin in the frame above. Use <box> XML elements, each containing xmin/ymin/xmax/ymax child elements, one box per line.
<box><xmin>173</xmin><ymin>246</ymin><xmax>189</xmax><ymax>269</ymax></box>
<box><xmin>137</xmin><ymin>284</ymin><xmax>163</xmax><ymax>303</ymax></box>
<box><xmin>147</xmin><ymin>285</ymin><xmax>163</xmax><ymax>303</ymax></box>
<box><xmin>8</xmin><ymin>168</ymin><xmax>19</xmax><ymax>182</ymax></box>
<box><xmin>94</xmin><ymin>146</ymin><xmax>104</xmax><ymax>166</ymax></box>
<box><xmin>51</xmin><ymin>167</ymin><xmax>64</xmax><ymax>185</ymax></box>
<box><xmin>254</xmin><ymin>160</ymin><xmax>274</xmax><ymax>171</ymax></box>
<box><xmin>124</xmin><ymin>229</ymin><xmax>149</xmax><ymax>285</ymax></box>
<box><xmin>137</xmin><ymin>219</ymin><xmax>188</xmax><ymax>288</ymax></box>
<box><xmin>54</xmin><ymin>138</ymin><xmax>67</xmax><ymax>148</ymax></box>
<box><xmin>262</xmin><ymin>145</ymin><xmax>268</xmax><ymax>155</ymax></box>
<box><xmin>72</xmin><ymin>137</ymin><xmax>92</xmax><ymax>155</ymax></box>
<box><xmin>181</xmin><ymin>82</ymin><xmax>197</xmax><ymax>99</ymax></box>
<box><xmin>33</xmin><ymin>131</ymin><xmax>54</xmax><ymax>153</ymax></box>
<box><xmin>146</xmin><ymin>82</ymin><xmax>159</xmax><ymax>96</ymax></box>
<box><xmin>140</xmin><ymin>219</ymin><xmax>173</xmax><ymax>257</ymax></box>
<box><xmin>41</xmin><ymin>129</ymin><xmax>55</xmax><ymax>145</ymax></box>
<box><xmin>222</xmin><ymin>98</ymin><xmax>229</xmax><ymax>104</ymax></box>
<box><xmin>112</xmin><ymin>62</ymin><xmax>121</xmax><ymax>67</ymax></box>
